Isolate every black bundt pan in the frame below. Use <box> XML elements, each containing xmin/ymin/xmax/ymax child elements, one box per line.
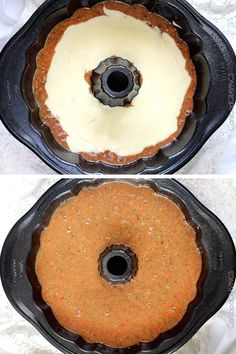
<box><xmin>1</xmin><ymin>179</ymin><xmax>236</xmax><ymax>354</ymax></box>
<box><xmin>0</xmin><ymin>0</ymin><xmax>235</xmax><ymax>174</ymax></box>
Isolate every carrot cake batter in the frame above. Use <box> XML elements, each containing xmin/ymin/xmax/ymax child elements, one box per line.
<box><xmin>33</xmin><ymin>1</ymin><xmax>196</xmax><ymax>164</ymax></box>
<box><xmin>36</xmin><ymin>182</ymin><xmax>202</xmax><ymax>347</ymax></box>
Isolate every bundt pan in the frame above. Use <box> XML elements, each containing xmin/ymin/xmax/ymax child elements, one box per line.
<box><xmin>1</xmin><ymin>179</ymin><xmax>236</xmax><ymax>354</ymax></box>
<box><xmin>0</xmin><ymin>0</ymin><xmax>235</xmax><ymax>174</ymax></box>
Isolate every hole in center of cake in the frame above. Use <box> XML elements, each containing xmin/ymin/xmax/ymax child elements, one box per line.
<box><xmin>107</xmin><ymin>71</ymin><xmax>129</xmax><ymax>93</ymax></box>
<box><xmin>107</xmin><ymin>255</ymin><xmax>128</xmax><ymax>275</ymax></box>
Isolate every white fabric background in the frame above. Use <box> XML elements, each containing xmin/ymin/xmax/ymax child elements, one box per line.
<box><xmin>0</xmin><ymin>0</ymin><xmax>235</xmax><ymax>174</ymax></box>
<box><xmin>0</xmin><ymin>177</ymin><xmax>236</xmax><ymax>354</ymax></box>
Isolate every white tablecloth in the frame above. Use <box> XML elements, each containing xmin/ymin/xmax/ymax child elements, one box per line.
<box><xmin>0</xmin><ymin>0</ymin><xmax>235</xmax><ymax>174</ymax></box>
<box><xmin>0</xmin><ymin>177</ymin><xmax>236</xmax><ymax>354</ymax></box>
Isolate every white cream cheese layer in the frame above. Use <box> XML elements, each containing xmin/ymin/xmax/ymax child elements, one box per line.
<box><xmin>45</xmin><ymin>7</ymin><xmax>191</xmax><ymax>156</ymax></box>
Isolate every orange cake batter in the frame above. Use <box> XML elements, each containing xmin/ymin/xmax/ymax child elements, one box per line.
<box><xmin>35</xmin><ymin>182</ymin><xmax>202</xmax><ymax>347</ymax></box>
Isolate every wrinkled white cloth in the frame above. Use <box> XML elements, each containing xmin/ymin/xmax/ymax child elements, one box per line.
<box><xmin>220</xmin><ymin>125</ymin><xmax>236</xmax><ymax>174</ymax></box>
<box><xmin>0</xmin><ymin>0</ymin><xmax>25</xmax><ymax>48</ymax></box>
<box><xmin>0</xmin><ymin>0</ymin><xmax>235</xmax><ymax>174</ymax></box>
<box><xmin>0</xmin><ymin>178</ymin><xmax>236</xmax><ymax>354</ymax></box>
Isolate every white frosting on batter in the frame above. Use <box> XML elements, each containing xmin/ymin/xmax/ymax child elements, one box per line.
<box><xmin>45</xmin><ymin>7</ymin><xmax>191</xmax><ymax>156</ymax></box>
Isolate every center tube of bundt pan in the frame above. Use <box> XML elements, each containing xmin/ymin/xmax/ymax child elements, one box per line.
<box><xmin>99</xmin><ymin>244</ymin><xmax>138</xmax><ymax>284</ymax></box>
<box><xmin>91</xmin><ymin>57</ymin><xmax>141</xmax><ymax>107</ymax></box>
